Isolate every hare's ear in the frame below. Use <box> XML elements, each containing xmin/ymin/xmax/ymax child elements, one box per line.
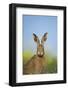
<box><xmin>41</xmin><ymin>32</ymin><xmax>48</xmax><ymax>44</ymax></box>
<box><xmin>33</xmin><ymin>33</ymin><xmax>40</xmax><ymax>44</ymax></box>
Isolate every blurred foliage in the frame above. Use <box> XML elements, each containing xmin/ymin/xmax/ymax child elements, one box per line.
<box><xmin>23</xmin><ymin>50</ymin><xmax>57</xmax><ymax>74</ymax></box>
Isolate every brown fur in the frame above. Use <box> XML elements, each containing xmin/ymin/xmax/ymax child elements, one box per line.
<box><xmin>23</xmin><ymin>55</ymin><xmax>47</xmax><ymax>74</ymax></box>
<box><xmin>23</xmin><ymin>33</ymin><xmax>48</xmax><ymax>74</ymax></box>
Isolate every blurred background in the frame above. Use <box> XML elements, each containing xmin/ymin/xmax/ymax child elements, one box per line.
<box><xmin>23</xmin><ymin>15</ymin><xmax>57</xmax><ymax>73</ymax></box>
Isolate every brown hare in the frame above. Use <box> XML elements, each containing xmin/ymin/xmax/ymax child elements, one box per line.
<box><xmin>23</xmin><ymin>32</ymin><xmax>48</xmax><ymax>74</ymax></box>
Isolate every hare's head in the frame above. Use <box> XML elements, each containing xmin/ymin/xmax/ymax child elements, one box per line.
<box><xmin>33</xmin><ymin>32</ymin><xmax>48</xmax><ymax>57</ymax></box>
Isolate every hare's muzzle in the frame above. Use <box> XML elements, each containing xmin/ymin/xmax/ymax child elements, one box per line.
<box><xmin>37</xmin><ymin>44</ymin><xmax>44</xmax><ymax>57</ymax></box>
<box><xmin>37</xmin><ymin>51</ymin><xmax>44</xmax><ymax>57</ymax></box>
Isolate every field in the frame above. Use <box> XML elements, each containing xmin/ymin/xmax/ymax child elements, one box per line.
<box><xmin>23</xmin><ymin>50</ymin><xmax>57</xmax><ymax>74</ymax></box>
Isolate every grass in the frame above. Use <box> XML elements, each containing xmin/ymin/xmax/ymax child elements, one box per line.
<box><xmin>23</xmin><ymin>50</ymin><xmax>57</xmax><ymax>74</ymax></box>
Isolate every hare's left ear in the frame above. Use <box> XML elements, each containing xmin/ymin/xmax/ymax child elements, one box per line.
<box><xmin>33</xmin><ymin>33</ymin><xmax>40</xmax><ymax>44</ymax></box>
<box><xmin>41</xmin><ymin>32</ymin><xmax>48</xmax><ymax>44</ymax></box>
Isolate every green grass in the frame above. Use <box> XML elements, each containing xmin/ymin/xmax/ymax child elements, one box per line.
<box><xmin>23</xmin><ymin>50</ymin><xmax>57</xmax><ymax>74</ymax></box>
<box><xmin>47</xmin><ymin>57</ymin><xmax>57</xmax><ymax>73</ymax></box>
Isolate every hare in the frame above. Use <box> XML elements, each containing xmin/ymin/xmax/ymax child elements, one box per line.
<box><xmin>23</xmin><ymin>32</ymin><xmax>48</xmax><ymax>74</ymax></box>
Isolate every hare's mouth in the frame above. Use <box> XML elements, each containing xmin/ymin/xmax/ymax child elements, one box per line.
<box><xmin>38</xmin><ymin>54</ymin><xmax>43</xmax><ymax>57</ymax></box>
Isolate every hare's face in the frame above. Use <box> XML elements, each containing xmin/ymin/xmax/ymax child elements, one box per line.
<box><xmin>37</xmin><ymin>44</ymin><xmax>44</xmax><ymax>57</ymax></box>
<box><xmin>33</xmin><ymin>32</ymin><xmax>48</xmax><ymax>57</ymax></box>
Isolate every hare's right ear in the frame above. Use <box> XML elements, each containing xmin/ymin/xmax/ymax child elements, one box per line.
<box><xmin>41</xmin><ymin>32</ymin><xmax>48</xmax><ymax>44</ymax></box>
<box><xmin>33</xmin><ymin>33</ymin><xmax>40</xmax><ymax>44</ymax></box>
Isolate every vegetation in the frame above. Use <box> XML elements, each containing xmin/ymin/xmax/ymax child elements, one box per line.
<box><xmin>23</xmin><ymin>51</ymin><xmax>57</xmax><ymax>74</ymax></box>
